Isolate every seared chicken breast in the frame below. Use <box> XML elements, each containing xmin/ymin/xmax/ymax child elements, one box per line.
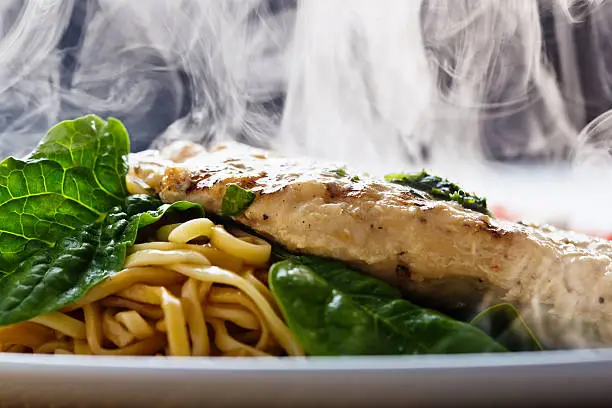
<box><xmin>130</xmin><ymin>142</ymin><xmax>612</xmax><ymax>348</ymax></box>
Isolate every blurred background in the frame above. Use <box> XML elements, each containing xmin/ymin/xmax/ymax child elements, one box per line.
<box><xmin>0</xmin><ymin>0</ymin><xmax>611</xmax><ymax>230</ymax></box>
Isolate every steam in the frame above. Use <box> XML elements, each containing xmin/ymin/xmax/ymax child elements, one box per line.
<box><xmin>573</xmin><ymin>1</ymin><xmax>612</xmax><ymax>176</ymax></box>
<box><xmin>0</xmin><ymin>0</ymin><xmax>605</xmax><ymax>168</ymax></box>
<box><xmin>280</xmin><ymin>0</ymin><xmax>429</xmax><ymax>170</ymax></box>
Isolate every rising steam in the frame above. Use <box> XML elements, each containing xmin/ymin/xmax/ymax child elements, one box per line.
<box><xmin>0</xmin><ymin>0</ymin><xmax>606</xmax><ymax>171</ymax></box>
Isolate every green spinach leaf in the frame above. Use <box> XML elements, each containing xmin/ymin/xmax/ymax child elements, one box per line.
<box><xmin>269</xmin><ymin>256</ymin><xmax>506</xmax><ymax>355</ymax></box>
<box><xmin>385</xmin><ymin>170</ymin><xmax>490</xmax><ymax>215</ymax></box>
<box><xmin>0</xmin><ymin>115</ymin><xmax>129</xmax><ymax>274</ymax></box>
<box><xmin>327</xmin><ymin>168</ymin><xmax>347</xmax><ymax>178</ymax></box>
<box><xmin>222</xmin><ymin>184</ymin><xmax>256</xmax><ymax>216</ymax></box>
<box><xmin>470</xmin><ymin>303</ymin><xmax>543</xmax><ymax>352</ymax></box>
<box><xmin>30</xmin><ymin>115</ymin><xmax>129</xmax><ymax>200</ymax></box>
<box><xmin>0</xmin><ymin>195</ymin><xmax>203</xmax><ymax>326</ymax></box>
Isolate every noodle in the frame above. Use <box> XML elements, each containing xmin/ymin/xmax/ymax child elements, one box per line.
<box><xmin>208</xmin><ymin>318</ymin><xmax>269</xmax><ymax>357</ymax></box>
<box><xmin>210</xmin><ymin>226</ymin><xmax>271</xmax><ymax>266</ymax></box>
<box><xmin>0</xmin><ymin>323</ymin><xmax>55</xmax><ymax>349</ymax></box>
<box><xmin>125</xmin><ymin>250</ymin><xmax>211</xmax><ymax>268</ymax></box>
<box><xmin>100</xmin><ymin>297</ymin><xmax>163</xmax><ymax>320</ymax></box>
<box><xmin>160</xmin><ymin>287</ymin><xmax>191</xmax><ymax>356</ymax></box>
<box><xmin>84</xmin><ymin>303</ymin><xmax>168</xmax><ymax>356</ymax></box>
<box><xmin>205</xmin><ymin>305</ymin><xmax>260</xmax><ymax>331</ymax></box>
<box><xmin>208</xmin><ymin>287</ymin><xmax>272</xmax><ymax>350</ymax></box>
<box><xmin>30</xmin><ymin>313</ymin><xmax>86</xmax><ymax>340</ymax></box>
<box><xmin>181</xmin><ymin>278</ymin><xmax>209</xmax><ymax>356</ymax></box>
<box><xmin>115</xmin><ymin>311</ymin><xmax>156</xmax><ymax>340</ymax></box>
<box><xmin>130</xmin><ymin>243</ymin><xmax>244</xmax><ymax>272</ymax></box>
<box><xmin>103</xmin><ymin>309</ymin><xmax>135</xmax><ymax>348</ymax></box>
<box><xmin>168</xmin><ymin>218</ymin><xmax>215</xmax><ymax>244</ymax></box>
<box><xmin>36</xmin><ymin>340</ymin><xmax>73</xmax><ymax>354</ymax></box>
<box><xmin>0</xmin><ymin>216</ymin><xmax>304</xmax><ymax>357</ymax></box>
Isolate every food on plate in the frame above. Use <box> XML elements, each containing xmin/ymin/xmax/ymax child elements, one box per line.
<box><xmin>0</xmin><ymin>115</ymin><xmax>605</xmax><ymax>356</ymax></box>
<box><xmin>132</xmin><ymin>137</ymin><xmax>612</xmax><ymax>349</ymax></box>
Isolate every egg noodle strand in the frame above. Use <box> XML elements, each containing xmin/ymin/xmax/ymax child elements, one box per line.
<box><xmin>0</xmin><ymin>218</ymin><xmax>304</xmax><ymax>357</ymax></box>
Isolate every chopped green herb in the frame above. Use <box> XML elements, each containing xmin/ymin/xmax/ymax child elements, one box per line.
<box><xmin>385</xmin><ymin>170</ymin><xmax>490</xmax><ymax>215</ymax></box>
<box><xmin>328</xmin><ymin>168</ymin><xmax>347</xmax><ymax>177</ymax></box>
<box><xmin>222</xmin><ymin>184</ymin><xmax>256</xmax><ymax>216</ymax></box>
<box><xmin>350</xmin><ymin>175</ymin><xmax>360</xmax><ymax>182</ymax></box>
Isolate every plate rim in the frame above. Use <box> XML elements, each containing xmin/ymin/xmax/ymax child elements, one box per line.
<box><xmin>1</xmin><ymin>348</ymin><xmax>612</xmax><ymax>372</ymax></box>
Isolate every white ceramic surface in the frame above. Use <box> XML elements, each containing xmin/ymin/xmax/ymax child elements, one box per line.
<box><xmin>1</xmin><ymin>350</ymin><xmax>612</xmax><ymax>407</ymax></box>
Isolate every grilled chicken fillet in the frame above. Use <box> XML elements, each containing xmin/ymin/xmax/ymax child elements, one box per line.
<box><xmin>130</xmin><ymin>141</ymin><xmax>612</xmax><ymax>348</ymax></box>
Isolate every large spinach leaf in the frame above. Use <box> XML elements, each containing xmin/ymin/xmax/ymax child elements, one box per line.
<box><xmin>269</xmin><ymin>256</ymin><xmax>506</xmax><ymax>355</ymax></box>
<box><xmin>0</xmin><ymin>115</ymin><xmax>129</xmax><ymax>273</ymax></box>
<box><xmin>0</xmin><ymin>195</ymin><xmax>203</xmax><ymax>326</ymax></box>
<box><xmin>30</xmin><ymin>114</ymin><xmax>129</xmax><ymax>200</ymax></box>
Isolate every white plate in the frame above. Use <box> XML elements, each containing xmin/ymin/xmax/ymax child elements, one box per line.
<box><xmin>1</xmin><ymin>350</ymin><xmax>612</xmax><ymax>407</ymax></box>
<box><xmin>1</xmin><ymin>166</ymin><xmax>609</xmax><ymax>407</ymax></box>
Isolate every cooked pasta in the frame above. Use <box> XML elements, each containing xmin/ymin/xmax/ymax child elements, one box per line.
<box><xmin>0</xmin><ymin>217</ymin><xmax>304</xmax><ymax>357</ymax></box>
